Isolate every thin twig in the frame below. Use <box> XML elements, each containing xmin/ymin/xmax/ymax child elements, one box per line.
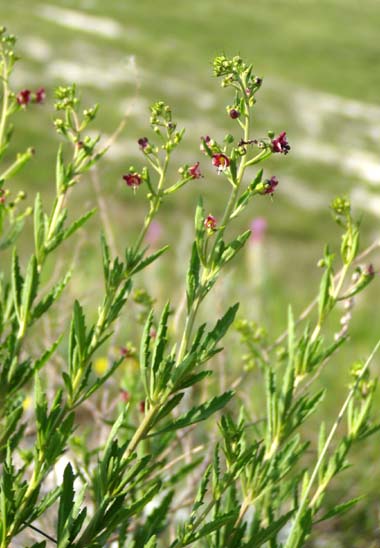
<box><xmin>23</xmin><ymin>521</ymin><xmax>57</xmax><ymax>544</ymax></box>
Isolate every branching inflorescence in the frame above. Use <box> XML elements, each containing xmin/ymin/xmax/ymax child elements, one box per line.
<box><xmin>0</xmin><ymin>31</ymin><xmax>379</xmax><ymax>548</ymax></box>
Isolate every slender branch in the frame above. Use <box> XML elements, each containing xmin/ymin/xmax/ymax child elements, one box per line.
<box><xmin>284</xmin><ymin>337</ymin><xmax>380</xmax><ymax>548</ymax></box>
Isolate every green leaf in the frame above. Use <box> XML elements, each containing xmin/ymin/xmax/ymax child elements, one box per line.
<box><xmin>174</xmin><ymin>370</ymin><xmax>212</xmax><ymax>391</ymax></box>
<box><xmin>151</xmin><ymin>393</ymin><xmax>185</xmax><ymax>426</ymax></box>
<box><xmin>129</xmin><ymin>245</ymin><xmax>169</xmax><ymax>276</ymax></box>
<box><xmin>34</xmin><ymin>193</ymin><xmax>46</xmax><ymax>263</ymax></box>
<box><xmin>140</xmin><ymin>310</ymin><xmax>154</xmax><ymax>398</ymax></box>
<box><xmin>57</xmin><ymin>464</ymin><xmax>75</xmax><ymax>539</ymax></box>
<box><xmin>152</xmin><ymin>391</ymin><xmax>234</xmax><ymax>435</ymax></box>
<box><xmin>56</xmin><ymin>145</ymin><xmax>65</xmax><ymax>192</ymax></box>
<box><xmin>316</xmin><ymin>496</ymin><xmax>364</xmax><ymax>523</ymax></box>
<box><xmin>245</xmin><ymin>510</ymin><xmax>293</xmax><ymax>547</ymax></box>
<box><xmin>32</xmin><ymin>270</ymin><xmax>72</xmax><ymax>321</ymax></box>
<box><xmin>190</xmin><ymin>512</ymin><xmax>236</xmax><ymax>543</ymax></box>
<box><xmin>0</xmin><ymin>218</ymin><xmax>24</xmax><ymax>250</ymax></box>
<box><xmin>100</xmin><ymin>232</ymin><xmax>111</xmax><ymax>283</ymax></box>
<box><xmin>221</xmin><ymin>230</ymin><xmax>251</xmax><ymax>265</ymax></box>
<box><xmin>152</xmin><ymin>302</ymin><xmax>171</xmax><ymax>376</ymax></box>
<box><xmin>61</xmin><ymin>209</ymin><xmax>96</xmax><ymax>243</ymax></box>
<box><xmin>11</xmin><ymin>249</ymin><xmax>23</xmax><ymax>321</ymax></box>
<box><xmin>73</xmin><ymin>300</ymin><xmax>87</xmax><ymax>361</ymax></box>
<box><xmin>202</xmin><ymin>303</ymin><xmax>239</xmax><ymax>355</ymax></box>
<box><xmin>20</xmin><ymin>255</ymin><xmax>39</xmax><ymax>323</ymax></box>
<box><xmin>186</xmin><ymin>242</ymin><xmax>200</xmax><ymax>310</ymax></box>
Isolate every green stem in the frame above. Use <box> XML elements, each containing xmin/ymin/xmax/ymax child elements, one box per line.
<box><xmin>284</xmin><ymin>337</ymin><xmax>380</xmax><ymax>548</ymax></box>
<box><xmin>176</xmin><ymin>298</ymin><xmax>200</xmax><ymax>364</ymax></box>
<box><xmin>123</xmin><ymin>402</ymin><xmax>160</xmax><ymax>460</ymax></box>
<box><xmin>0</xmin><ymin>54</ymin><xmax>9</xmax><ymax>152</ymax></box>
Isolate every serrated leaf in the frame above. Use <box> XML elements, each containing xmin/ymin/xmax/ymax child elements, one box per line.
<box><xmin>21</xmin><ymin>255</ymin><xmax>39</xmax><ymax>322</ymax></box>
<box><xmin>34</xmin><ymin>193</ymin><xmax>45</xmax><ymax>263</ymax></box>
<box><xmin>186</xmin><ymin>242</ymin><xmax>200</xmax><ymax>310</ymax></box>
<box><xmin>129</xmin><ymin>245</ymin><xmax>169</xmax><ymax>276</ymax></box>
<box><xmin>11</xmin><ymin>249</ymin><xmax>23</xmax><ymax>321</ymax></box>
<box><xmin>202</xmin><ymin>303</ymin><xmax>239</xmax><ymax>354</ymax></box>
<box><xmin>32</xmin><ymin>270</ymin><xmax>72</xmax><ymax>321</ymax></box>
<box><xmin>151</xmin><ymin>393</ymin><xmax>184</xmax><ymax>427</ymax></box>
<box><xmin>152</xmin><ymin>391</ymin><xmax>234</xmax><ymax>435</ymax></box>
<box><xmin>73</xmin><ymin>300</ymin><xmax>86</xmax><ymax>361</ymax></box>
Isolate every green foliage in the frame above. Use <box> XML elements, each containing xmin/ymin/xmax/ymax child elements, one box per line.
<box><xmin>0</xmin><ymin>32</ymin><xmax>379</xmax><ymax>548</ymax></box>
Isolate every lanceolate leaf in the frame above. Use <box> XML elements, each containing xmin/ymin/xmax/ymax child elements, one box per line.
<box><xmin>151</xmin><ymin>391</ymin><xmax>234</xmax><ymax>435</ymax></box>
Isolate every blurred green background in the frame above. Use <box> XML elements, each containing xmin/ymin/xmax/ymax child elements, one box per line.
<box><xmin>2</xmin><ymin>0</ymin><xmax>380</xmax><ymax>545</ymax></box>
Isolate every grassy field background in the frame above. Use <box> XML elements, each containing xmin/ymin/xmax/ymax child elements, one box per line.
<box><xmin>2</xmin><ymin>0</ymin><xmax>380</xmax><ymax>545</ymax></box>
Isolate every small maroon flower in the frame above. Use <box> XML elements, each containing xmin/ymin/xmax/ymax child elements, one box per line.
<box><xmin>139</xmin><ymin>400</ymin><xmax>146</xmax><ymax>413</ymax></box>
<box><xmin>200</xmin><ymin>135</ymin><xmax>211</xmax><ymax>152</ymax></box>
<box><xmin>34</xmin><ymin>88</ymin><xmax>46</xmax><ymax>104</ymax></box>
<box><xmin>212</xmin><ymin>153</ymin><xmax>230</xmax><ymax>173</ymax></box>
<box><xmin>120</xmin><ymin>346</ymin><xmax>131</xmax><ymax>358</ymax></box>
<box><xmin>123</xmin><ymin>172</ymin><xmax>142</xmax><ymax>188</ymax></box>
<box><xmin>263</xmin><ymin>176</ymin><xmax>279</xmax><ymax>195</ymax></box>
<box><xmin>204</xmin><ymin>214</ymin><xmax>217</xmax><ymax>230</ymax></box>
<box><xmin>365</xmin><ymin>264</ymin><xmax>376</xmax><ymax>277</ymax></box>
<box><xmin>0</xmin><ymin>189</ymin><xmax>5</xmax><ymax>205</ymax></box>
<box><xmin>138</xmin><ymin>137</ymin><xmax>149</xmax><ymax>149</ymax></box>
<box><xmin>229</xmin><ymin>109</ymin><xmax>240</xmax><ymax>119</ymax></box>
<box><xmin>120</xmin><ymin>389</ymin><xmax>130</xmax><ymax>403</ymax></box>
<box><xmin>271</xmin><ymin>132</ymin><xmax>290</xmax><ymax>155</ymax></box>
<box><xmin>188</xmin><ymin>161</ymin><xmax>202</xmax><ymax>179</ymax></box>
<box><xmin>17</xmin><ymin>89</ymin><xmax>31</xmax><ymax>106</ymax></box>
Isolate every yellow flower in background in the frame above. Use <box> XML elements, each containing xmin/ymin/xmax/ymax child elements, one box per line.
<box><xmin>94</xmin><ymin>356</ymin><xmax>108</xmax><ymax>376</ymax></box>
<box><xmin>23</xmin><ymin>395</ymin><xmax>32</xmax><ymax>411</ymax></box>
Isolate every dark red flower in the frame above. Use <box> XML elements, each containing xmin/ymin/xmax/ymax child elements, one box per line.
<box><xmin>271</xmin><ymin>132</ymin><xmax>290</xmax><ymax>154</ymax></box>
<box><xmin>212</xmin><ymin>153</ymin><xmax>230</xmax><ymax>173</ymax></box>
<box><xmin>365</xmin><ymin>264</ymin><xmax>376</xmax><ymax>277</ymax></box>
<box><xmin>188</xmin><ymin>161</ymin><xmax>202</xmax><ymax>179</ymax></box>
<box><xmin>263</xmin><ymin>176</ymin><xmax>279</xmax><ymax>195</ymax></box>
<box><xmin>34</xmin><ymin>88</ymin><xmax>46</xmax><ymax>104</ymax></box>
<box><xmin>204</xmin><ymin>215</ymin><xmax>217</xmax><ymax>230</ymax></box>
<box><xmin>123</xmin><ymin>173</ymin><xmax>142</xmax><ymax>188</ymax></box>
<box><xmin>139</xmin><ymin>400</ymin><xmax>146</xmax><ymax>413</ymax></box>
<box><xmin>138</xmin><ymin>137</ymin><xmax>149</xmax><ymax>149</ymax></box>
<box><xmin>229</xmin><ymin>109</ymin><xmax>240</xmax><ymax>119</ymax></box>
<box><xmin>17</xmin><ymin>89</ymin><xmax>31</xmax><ymax>106</ymax></box>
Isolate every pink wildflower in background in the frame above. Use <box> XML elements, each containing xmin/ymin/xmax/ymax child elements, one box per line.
<box><xmin>146</xmin><ymin>220</ymin><xmax>162</xmax><ymax>246</ymax></box>
<box><xmin>251</xmin><ymin>217</ymin><xmax>267</xmax><ymax>243</ymax></box>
